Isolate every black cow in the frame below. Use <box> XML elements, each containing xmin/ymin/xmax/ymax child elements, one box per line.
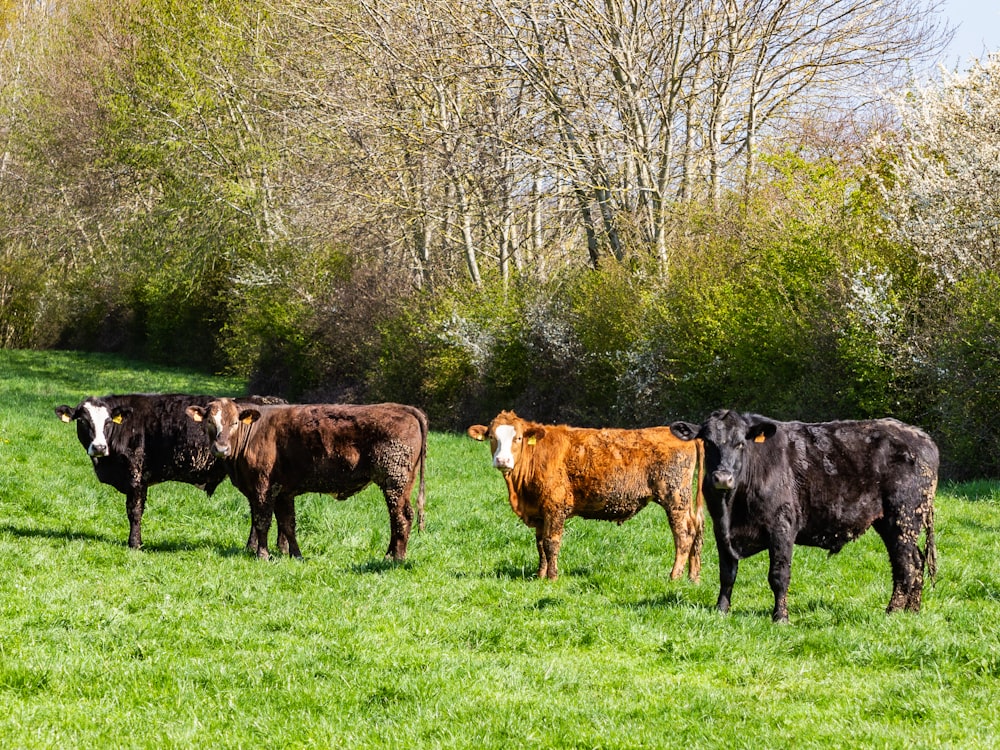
<box><xmin>55</xmin><ymin>393</ymin><xmax>282</xmax><ymax>549</ymax></box>
<box><xmin>669</xmin><ymin>410</ymin><xmax>938</xmax><ymax>622</ymax></box>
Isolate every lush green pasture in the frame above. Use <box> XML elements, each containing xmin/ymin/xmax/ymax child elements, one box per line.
<box><xmin>0</xmin><ymin>349</ymin><xmax>998</xmax><ymax>748</ymax></box>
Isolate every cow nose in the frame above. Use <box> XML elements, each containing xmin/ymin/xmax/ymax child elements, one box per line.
<box><xmin>89</xmin><ymin>443</ymin><xmax>108</xmax><ymax>458</ymax></box>
<box><xmin>493</xmin><ymin>457</ymin><xmax>514</xmax><ymax>473</ymax></box>
<box><xmin>712</xmin><ymin>470</ymin><xmax>735</xmax><ymax>490</ymax></box>
<box><xmin>212</xmin><ymin>444</ymin><xmax>230</xmax><ymax>458</ymax></box>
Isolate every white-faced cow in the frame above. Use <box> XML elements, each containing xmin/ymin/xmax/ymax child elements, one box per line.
<box><xmin>55</xmin><ymin>393</ymin><xmax>282</xmax><ymax>549</ymax></box>
<box><xmin>467</xmin><ymin>411</ymin><xmax>704</xmax><ymax>582</ymax></box>
<box><xmin>669</xmin><ymin>410</ymin><xmax>938</xmax><ymax>622</ymax></box>
<box><xmin>186</xmin><ymin>398</ymin><xmax>427</xmax><ymax>561</ymax></box>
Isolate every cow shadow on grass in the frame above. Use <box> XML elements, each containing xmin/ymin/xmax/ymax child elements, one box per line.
<box><xmin>350</xmin><ymin>558</ymin><xmax>414</xmax><ymax>574</ymax></box>
<box><xmin>632</xmin><ymin>591</ymin><xmax>780</xmax><ymax>618</ymax></box>
<box><xmin>0</xmin><ymin>523</ymin><xmax>121</xmax><ymax>548</ymax></box>
<box><xmin>0</xmin><ymin>522</ymin><xmax>244</xmax><ymax>557</ymax></box>
<box><xmin>632</xmin><ymin>590</ymin><xmax>698</xmax><ymax>610</ymax></box>
<box><xmin>488</xmin><ymin>564</ymin><xmax>544</xmax><ymax>580</ymax></box>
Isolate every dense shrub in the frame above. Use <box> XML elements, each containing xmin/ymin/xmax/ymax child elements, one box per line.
<box><xmin>925</xmin><ymin>274</ymin><xmax>1000</xmax><ymax>479</ymax></box>
<box><xmin>0</xmin><ymin>246</ymin><xmax>52</xmax><ymax>349</ymax></box>
<box><xmin>237</xmin><ymin>250</ymin><xmax>412</xmax><ymax>403</ymax></box>
<box><xmin>372</xmin><ymin>294</ymin><xmax>482</xmax><ymax>427</ymax></box>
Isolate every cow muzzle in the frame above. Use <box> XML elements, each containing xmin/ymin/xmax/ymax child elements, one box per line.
<box><xmin>88</xmin><ymin>443</ymin><xmax>108</xmax><ymax>458</ymax></box>
<box><xmin>211</xmin><ymin>444</ymin><xmax>231</xmax><ymax>458</ymax></box>
<box><xmin>493</xmin><ymin>459</ymin><xmax>514</xmax><ymax>474</ymax></box>
<box><xmin>712</xmin><ymin>470</ymin><xmax>735</xmax><ymax>491</ymax></box>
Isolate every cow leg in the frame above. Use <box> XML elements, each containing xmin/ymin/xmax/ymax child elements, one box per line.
<box><xmin>538</xmin><ymin>518</ymin><xmax>564</xmax><ymax>580</ymax></box>
<box><xmin>661</xmin><ymin>490</ymin><xmax>696</xmax><ymax>581</ymax></box>
<box><xmin>716</xmin><ymin>548</ymin><xmax>739</xmax><ymax>614</ymax></box>
<box><xmin>689</xmin><ymin>516</ymin><xmax>704</xmax><ymax>583</ymax></box>
<box><xmin>767</xmin><ymin>538</ymin><xmax>794</xmax><ymax>623</ymax></box>
<box><xmin>248</xmin><ymin>492</ymin><xmax>273</xmax><ymax>560</ymax></box>
<box><xmin>381</xmin><ymin>484</ymin><xmax>414</xmax><ymax>562</ymax></box>
<box><xmin>125</xmin><ymin>486</ymin><xmax>147</xmax><ymax>550</ymax></box>
<box><xmin>874</xmin><ymin>518</ymin><xmax>924</xmax><ymax>613</ymax></box>
<box><xmin>274</xmin><ymin>493</ymin><xmax>301</xmax><ymax>558</ymax></box>
<box><xmin>246</xmin><ymin>525</ymin><xmax>259</xmax><ymax>554</ymax></box>
<box><xmin>534</xmin><ymin>527</ymin><xmax>548</xmax><ymax>578</ymax></box>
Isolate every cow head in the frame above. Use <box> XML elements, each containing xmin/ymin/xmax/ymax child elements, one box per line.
<box><xmin>186</xmin><ymin>398</ymin><xmax>260</xmax><ymax>458</ymax></box>
<box><xmin>55</xmin><ymin>399</ymin><xmax>132</xmax><ymax>459</ymax></box>
<box><xmin>671</xmin><ymin>411</ymin><xmax>777</xmax><ymax>560</ymax></box>
<box><xmin>670</xmin><ymin>410</ymin><xmax>777</xmax><ymax>491</ymax></box>
<box><xmin>467</xmin><ymin>410</ymin><xmax>545</xmax><ymax>474</ymax></box>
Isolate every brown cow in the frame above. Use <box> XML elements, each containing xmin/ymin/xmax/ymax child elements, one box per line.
<box><xmin>467</xmin><ymin>410</ymin><xmax>704</xmax><ymax>581</ymax></box>
<box><xmin>187</xmin><ymin>398</ymin><xmax>427</xmax><ymax>561</ymax></box>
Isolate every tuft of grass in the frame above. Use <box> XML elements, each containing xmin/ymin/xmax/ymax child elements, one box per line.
<box><xmin>0</xmin><ymin>349</ymin><xmax>999</xmax><ymax>747</ymax></box>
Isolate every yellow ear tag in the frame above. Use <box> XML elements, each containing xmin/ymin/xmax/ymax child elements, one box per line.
<box><xmin>112</xmin><ymin>415</ymin><xmax>123</xmax><ymax>424</ymax></box>
<box><xmin>753</xmin><ymin>434</ymin><xmax>766</xmax><ymax>443</ymax></box>
<box><xmin>241</xmin><ymin>415</ymin><xmax>255</xmax><ymax>424</ymax></box>
<box><xmin>527</xmin><ymin>437</ymin><xmax>536</xmax><ymax>445</ymax></box>
<box><xmin>60</xmin><ymin>414</ymin><xmax>72</xmax><ymax>423</ymax></box>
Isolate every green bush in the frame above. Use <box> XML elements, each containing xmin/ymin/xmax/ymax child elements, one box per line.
<box><xmin>926</xmin><ymin>274</ymin><xmax>1000</xmax><ymax>479</ymax></box>
<box><xmin>372</xmin><ymin>296</ymin><xmax>480</xmax><ymax>426</ymax></box>
<box><xmin>0</xmin><ymin>246</ymin><xmax>50</xmax><ymax>348</ymax></box>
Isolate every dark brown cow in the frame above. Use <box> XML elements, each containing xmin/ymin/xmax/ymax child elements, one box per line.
<box><xmin>467</xmin><ymin>410</ymin><xmax>704</xmax><ymax>581</ymax></box>
<box><xmin>670</xmin><ymin>410</ymin><xmax>938</xmax><ymax>622</ymax></box>
<box><xmin>186</xmin><ymin>398</ymin><xmax>427</xmax><ymax>561</ymax></box>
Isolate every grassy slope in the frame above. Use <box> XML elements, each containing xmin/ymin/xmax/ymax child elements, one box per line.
<box><xmin>0</xmin><ymin>349</ymin><xmax>998</xmax><ymax>748</ymax></box>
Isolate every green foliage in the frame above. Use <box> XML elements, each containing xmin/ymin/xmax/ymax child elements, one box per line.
<box><xmin>926</xmin><ymin>274</ymin><xmax>1000</xmax><ymax>478</ymax></box>
<box><xmin>1</xmin><ymin>1</ymin><xmax>996</xmax><ymax>483</ymax></box>
<box><xmin>2</xmin><ymin>350</ymin><xmax>1000</xmax><ymax>748</ymax></box>
<box><xmin>0</xmin><ymin>245</ymin><xmax>48</xmax><ymax>348</ymax></box>
<box><xmin>373</xmin><ymin>293</ymin><xmax>481</xmax><ymax>425</ymax></box>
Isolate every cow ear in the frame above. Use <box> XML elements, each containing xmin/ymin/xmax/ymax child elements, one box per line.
<box><xmin>524</xmin><ymin>426</ymin><xmax>545</xmax><ymax>444</ymax></box>
<box><xmin>748</xmin><ymin>420</ymin><xmax>778</xmax><ymax>443</ymax></box>
<box><xmin>669</xmin><ymin>421</ymin><xmax>699</xmax><ymax>441</ymax></box>
<box><xmin>238</xmin><ymin>409</ymin><xmax>261</xmax><ymax>425</ymax></box>
<box><xmin>110</xmin><ymin>406</ymin><xmax>131</xmax><ymax>425</ymax></box>
<box><xmin>55</xmin><ymin>405</ymin><xmax>76</xmax><ymax>423</ymax></box>
<box><xmin>466</xmin><ymin>425</ymin><xmax>488</xmax><ymax>442</ymax></box>
<box><xmin>186</xmin><ymin>405</ymin><xmax>206</xmax><ymax>423</ymax></box>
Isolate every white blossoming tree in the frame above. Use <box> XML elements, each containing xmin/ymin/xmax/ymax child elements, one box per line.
<box><xmin>882</xmin><ymin>54</ymin><xmax>1000</xmax><ymax>282</ymax></box>
<box><xmin>876</xmin><ymin>53</ymin><xmax>1000</xmax><ymax>476</ymax></box>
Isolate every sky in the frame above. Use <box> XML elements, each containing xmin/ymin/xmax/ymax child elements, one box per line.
<box><xmin>937</xmin><ymin>0</ymin><xmax>1000</xmax><ymax>69</ymax></box>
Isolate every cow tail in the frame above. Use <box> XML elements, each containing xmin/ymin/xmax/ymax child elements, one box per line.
<box><xmin>415</xmin><ymin>408</ymin><xmax>428</xmax><ymax>532</ymax></box>
<box><xmin>691</xmin><ymin>439</ymin><xmax>706</xmax><ymax>560</ymax></box>
<box><xmin>924</xmin><ymin>493</ymin><xmax>937</xmax><ymax>583</ymax></box>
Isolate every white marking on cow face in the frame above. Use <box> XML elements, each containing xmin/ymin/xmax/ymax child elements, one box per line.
<box><xmin>211</xmin><ymin>406</ymin><xmax>235</xmax><ymax>457</ymax></box>
<box><xmin>202</xmin><ymin>400</ymin><xmax>240</xmax><ymax>458</ymax></box>
<box><xmin>212</xmin><ymin>410</ymin><xmax>226</xmax><ymax>445</ymax></box>
<box><xmin>84</xmin><ymin>403</ymin><xmax>111</xmax><ymax>458</ymax></box>
<box><xmin>492</xmin><ymin>424</ymin><xmax>518</xmax><ymax>472</ymax></box>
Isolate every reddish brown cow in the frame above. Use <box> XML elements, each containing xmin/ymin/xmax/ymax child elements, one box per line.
<box><xmin>187</xmin><ymin>398</ymin><xmax>427</xmax><ymax>561</ymax></box>
<box><xmin>467</xmin><ymin>410</ymin><xmax>704</xmax><ymax>581</ymax></box>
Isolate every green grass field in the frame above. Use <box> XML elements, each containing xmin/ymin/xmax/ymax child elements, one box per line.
<box><xmin>1</xmin><ymin>349</ymin><xmax>998</xmax><ymax>748</ymax></box>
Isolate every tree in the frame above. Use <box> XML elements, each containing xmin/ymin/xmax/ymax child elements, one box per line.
<box><xmin>879</xmin><ymin>53</ymin><xmax>1000</xmax><ymax>282</ymax></box>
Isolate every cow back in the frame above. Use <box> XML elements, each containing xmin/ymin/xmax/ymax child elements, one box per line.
<box><xmin>508</xmin><ymin>423</ymin><xmax>697</xmax><ymax>520</ymax></box>
<box><xmin>98</xmin><ymin>394</ymin><xmax>224</xmax><ymax>490</ymax></box>
<box><xmin>726</xmin><ymin>416</ymin><xmax>938</xmax><ymax>552</ymax></box>
<box><xmin>230</xmin><ymin>402</ymin><xmax>425</xmax><ymax>497</ymax></box>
